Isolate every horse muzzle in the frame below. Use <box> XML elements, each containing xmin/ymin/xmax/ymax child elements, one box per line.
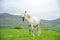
<box><xmin>22</xmin><ymin>17</ymin><xmax>24</xmax><ymax>21</ymax></box>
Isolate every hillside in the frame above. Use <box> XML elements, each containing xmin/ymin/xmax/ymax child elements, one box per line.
<box><xmin>0</xmin><ymin>13</ymin><xmax>23</xmax><ymax>28</ymax></box>
<box><xmin>42</xmin><ymin>19</ymin><xmax>60</xmax><ymax>30</ymax></box>
<box><xmin>0</xmin><ymin>13</ymin><xmax>60</xmax><ymax>30</ymax></box>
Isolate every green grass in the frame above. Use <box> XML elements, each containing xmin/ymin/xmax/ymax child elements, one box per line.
<box><xmin>0</xmin><ymin>29</ymin><xmax>60</xmax><ymax>40</ymax></box>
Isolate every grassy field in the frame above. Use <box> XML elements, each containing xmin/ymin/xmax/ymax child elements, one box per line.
<box><xmin>0</xmin><ymin>29</ymin><xmax>60</xmax><ymax>40</ymax></box>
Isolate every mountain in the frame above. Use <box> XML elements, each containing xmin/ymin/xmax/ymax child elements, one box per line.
<box><xmin>0</xmin><ymin>13</ymin><xmax>21</xmax><ymax>19</ymax></box>
<box><xmin>0</xmin><ymin>13</ymin><xmax>60</xmax><ymax>30</ymax></box>
<box><xmin>42</xmin><ymin>18</ymin><xmax>60</xmax><ymax>30</ymax></box>
<box><xmin>0</xmin><ymin>13</ymin><xmax>23</xmax><ymax>28</ymax></box>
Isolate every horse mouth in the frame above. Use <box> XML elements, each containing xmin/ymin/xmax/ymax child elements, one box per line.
<box><xmin>22</xmin><ymin>17</ymin><xmax>24</xmax><ymax>21</ymax></box>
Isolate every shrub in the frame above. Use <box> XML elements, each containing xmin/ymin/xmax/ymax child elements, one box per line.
<box><xmin>14</xmin><ymin>26</ymin><xmax>23</xmax><ymax>29</ymax></box>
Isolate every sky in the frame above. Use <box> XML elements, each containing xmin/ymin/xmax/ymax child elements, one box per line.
<box><xmin>0</xmin><ymin>0</ymin><xmax>60</xmax><ymax>20</ymax></box>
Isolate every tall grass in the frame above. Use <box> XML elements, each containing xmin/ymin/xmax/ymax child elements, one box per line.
<box><xmin>0</xmin><ymin>29</ymin><xmax>60</xmax><ymax>40</ymax></box>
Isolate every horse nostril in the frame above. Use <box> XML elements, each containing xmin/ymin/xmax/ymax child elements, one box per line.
<box><xmin>22</xmin><ymin>17</ymin><xmax>24</xmax><ymax>21</ymax></box>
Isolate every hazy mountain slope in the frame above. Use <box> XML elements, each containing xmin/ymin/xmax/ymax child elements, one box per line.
<box><xmin>42</xmin><ymin>19</ymin><xmax>60</xmax><ymax>30</ymax></box>
<box><xmin>0</xmin><ymin>13</ymin><xmax>60</xmax><ymax>30</ymax></box>
<box><xmin>0</xmin><ymin>13</ymin><xmax>23</xmax><ymax>28</ymax></box>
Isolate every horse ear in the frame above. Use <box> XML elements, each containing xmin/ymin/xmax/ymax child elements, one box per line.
<box><xmin>25</xmin><ymin>10</ymin><xmax>27</xmax><ymax>13</ymax></box>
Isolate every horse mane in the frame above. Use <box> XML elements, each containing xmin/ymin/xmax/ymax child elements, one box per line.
<box><xmin>27</xmin><ymin>14</ymin><xmax>32</xmax><ymax>18</ymax></box>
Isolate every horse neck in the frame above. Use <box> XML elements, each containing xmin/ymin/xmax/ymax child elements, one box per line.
<box><xmin>24</xmin><ymin>16</ymin><xmax>29</xmax><ymax>21</ymax></box>
<box><xmin>24</xmin><ymin>15</ymin><xmax>32</xmax><ymax>23</ymax></box>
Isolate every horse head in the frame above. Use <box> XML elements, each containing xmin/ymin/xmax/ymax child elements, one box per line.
<box><xmin>21</xmin><ymin>10</ymin><xmax>32</xmax><ymax>21</ymax></box>
<box><xmin>21</xmin><ymin>10</ymin><xmax>28</xmax><ymax>21</ymax></box>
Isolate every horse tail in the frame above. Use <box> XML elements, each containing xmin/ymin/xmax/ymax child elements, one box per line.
<box><xmin>37</xmin><ymin>20</ymin><xmax>42</xmax><ymax>33</ymax></box>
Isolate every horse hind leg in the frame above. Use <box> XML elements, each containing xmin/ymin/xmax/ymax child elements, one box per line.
<box><xmin>29</xmin><ymin>29</ymin><xmax>31</xmax><ymax>35</ymax></box>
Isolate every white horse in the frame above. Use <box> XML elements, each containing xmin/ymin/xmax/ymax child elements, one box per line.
<box><xmin>21</xmin><ymin>11</ymin><xmax>41</xmax><ymax>36</ymax></box>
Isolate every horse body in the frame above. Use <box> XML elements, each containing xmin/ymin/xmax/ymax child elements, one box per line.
<box><xmin>24</xmin><ymin>14</ymin><xmax>39</xmax><ymax>25</ymax></box>
<box><xmin>21</xmin><ymin>11</ymin><xmax>41</xmax><ymax>36</ymax></box>
<box><xmin>32</xmin><ymin>17</ymin><xmax>39</xmax><ymax>25</ymax></box>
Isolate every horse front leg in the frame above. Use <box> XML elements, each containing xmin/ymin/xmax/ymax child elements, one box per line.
<box><xmin>28</xmin><ymin>24</ymin><xmax>35</xmax><ymax>36</ymax></box>
<box><xmin>31</xmin><ymin>24</ymin><xmax>35</xmax><ymax>36</ymax></box>
<box><xmin>28</xmin><ymin>25</ymin><xmax>31</xmax><ymax>36</ymax></box>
